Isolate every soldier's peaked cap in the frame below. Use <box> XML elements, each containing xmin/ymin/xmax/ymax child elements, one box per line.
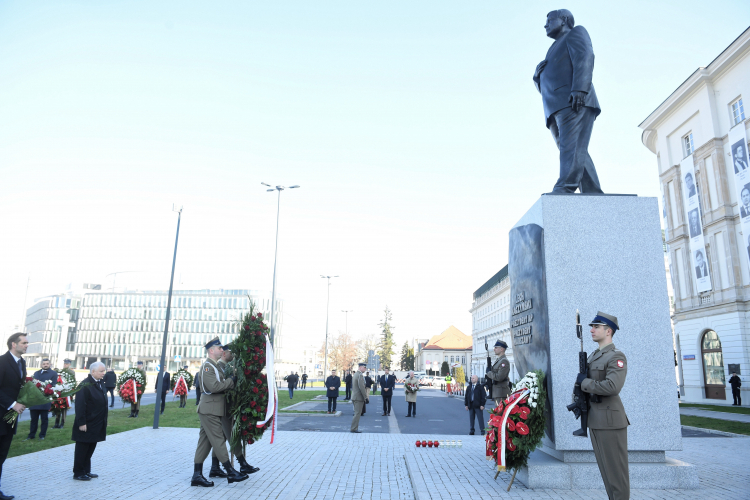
<box><xmin>63</xmin><ymin>359</ymin><xmax>71</xmax><ymax>363</ymax></box>
<box><xmin>358</xmin><ymin>362</ymin><xmax>367</xmax><ymax>367</ymax></box>
<box><xmin>205</xmin><ymin>336</ymin><xmax>222</xmax><ymax>350</ymax></box>
<box><xmin>589</xmin><ymin>311</ymin><xmax>619</xmax><ymax>331</ymax></box>
<box><xmin>494</xmin><ymin>340</ymin><xmax>508</xmax><ymax>348</ymax></box>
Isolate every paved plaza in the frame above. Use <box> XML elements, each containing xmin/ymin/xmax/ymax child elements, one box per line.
<box><xmin>4</xmin><ymin>421</ymin><xmax>748</xmax><ymax>500</ymax></box>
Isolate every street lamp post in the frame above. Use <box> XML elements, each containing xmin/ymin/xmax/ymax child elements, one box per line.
<box><xmin>321</xmin><ymin>275</ymin><xmax>338</xmax><ymax>378</ymax></box>
<box><xmin>153</xmin><ymin>205</ymin><xmax>182</xmax><ymax>430</ymax></box>
<box><xmin>341</xmin><ymin>309</ymin><xmax>353</xmax><ymax>335</ymax></box>
<box><xmin>262</xmin><ymin>182</ymin><xmax>299</xmax><ymax>348</ymax></box>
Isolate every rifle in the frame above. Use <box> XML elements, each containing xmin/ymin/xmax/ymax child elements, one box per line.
<box><xmin>566</xmin><ymin>310</ymin><xmax>590</xmax><ymax>437</ymax></box>
<box><xmin>484</xmin><ymin>340</ymin><xmax>493</xmax><ymax>395</ymax></box>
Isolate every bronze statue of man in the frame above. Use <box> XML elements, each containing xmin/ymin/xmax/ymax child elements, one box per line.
<box><xmin>533</xmin><ymin>9</ymin><xmax>603</xmax><ymax>194</ymax></box>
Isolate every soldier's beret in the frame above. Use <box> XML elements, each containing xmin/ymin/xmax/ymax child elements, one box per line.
<box><xmin>205</xmin><ymin>336</ymin><xmax>222</xmax><ymax>350</ymax></box>
<box><xmin>494</xmin><ymin>340</ymin><xmax>508</xmax><ymax>349</ymax></box>
<box><xmin>589</xmin><ymin>311</ymin><xmax>619</xmax><ymax>331</ymax></box>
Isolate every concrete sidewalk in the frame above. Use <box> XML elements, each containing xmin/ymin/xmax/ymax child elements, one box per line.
<box><xmin>679</xmin><ymin>407</ymin><xmax>750</xmax><ymax>423</ymax></box>
<box><xmin>3</xmin><ymin>426</ymin><xmax>749</xmax><ymax>500</ymax></box>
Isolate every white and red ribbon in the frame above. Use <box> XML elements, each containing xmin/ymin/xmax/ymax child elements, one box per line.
<box><xmin>172</xmin><ymin>375</ymin><xmax>186</xmax><ymax>397</ymax></box>
<box><xmin>498</xmin><ymin>388</ymin><xmax>530</xmax><ymax>471</ymax></box>
<box><xmin>131</xmin><ymin>378</ymin><xmax>139</xmax><ymax>403</ymax></box>
<box><xmin>257</xmin><ymin>335</ymin><xmax>277</xmax><ymax>444</ymax></box>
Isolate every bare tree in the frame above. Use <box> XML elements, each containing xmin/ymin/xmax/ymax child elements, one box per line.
<box><xmin>356</xmin><ymin>331</ymin><xmax>378</xmax><ymax>364</ymax></box>
<box><xmin>325</xmin><ymin>331</ymin><xmax>358</xmax><ymax>373</ymax></box>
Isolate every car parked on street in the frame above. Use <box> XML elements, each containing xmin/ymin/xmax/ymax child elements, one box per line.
<box><xmin>419</xmin><ymin>376</ymin><xmax>434</xmax><ymax>386</ymax></box>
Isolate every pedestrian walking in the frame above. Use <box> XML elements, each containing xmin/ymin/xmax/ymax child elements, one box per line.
<box><xmin>191</xmin><ymin>336</ymin><xmax>247</xmax><ymax>487</ymax></box>
<box><xmin>72</xmin><ymin>361</ymin><xmax>108</xmax><ymax>481</ymax></box>
<box><xmin>379</xmin><ymin>368</ymin><xmax>395</xmax><ymax>416</ymax></box>
<box><xmin>287</xmin><ymin>371</ymin><xmax>297</xmax><ymax>399</ymax></box>
<box><xmin>54</xmin><ymin>358</ymin><xmax>75</xmax><ymax>429</ymax></box>
<box><xmin>294</xmin><ymin>372</ymin><xmax>299</xmax><ymax>389</ymax></box>
<box><xmin>576</xmin><ymin>312</ymin><xmax>630</xmax><ymax>500</ymax></box>
<box><xmin>26</xmin><ymin>358</ymin><xmax>57</xmax><ymax>441</ymax></box>
<box><xmin>404</xmin><ymin>370</ymin><xmax>419</xmax><ymax>417</ymax></box>
<box><xmin>325</xmin><ymin>369</ymin><xmax>341</xmax><ymax>414</ymax></box>
<box><xmin>103</xmin><ymin>367</ymin><xmax>117</xmax><ymax>407</ymax></box>
<box><xmin>350</xmin><ymin>363</ymin><xmax>368</xmax><ymax>433</ymax></box>
<box><xmin>301</xmin><ymin>372</ymin><xmax>308</xmax><ymax>389</ymax></box>
<box><xmin>729</xmin><ymin>372</ymin><xmax>742</xmax><ymax>405</ymax></box>
<box><xmin>0</xmin><ymin>332</ymin><xmax>28</xmax><ymax>500</ymax></box>
<box><xmin>158</xmin><ymin>370</ymin><xmax>170</xmax><ymax>415</ymax></box>
<box><xmin>465</xmin><ymin>375</ymin><xmax>487</xmax><ymax>435</ymax></box>
<box><xmin>344</xmin><ymin>371</ymin><xmax>353</xmax><ymax>400</ymax></box>
<box><xmin>486</xmin><ymin>340</ymin><xmax>511</xmax><ymax>404</ymax></box>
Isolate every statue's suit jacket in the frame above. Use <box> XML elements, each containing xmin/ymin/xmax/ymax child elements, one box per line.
<box><xmin>534</xmin><ymin>25</ymin><xmax>601</xmax><ymax>127</ymax></box>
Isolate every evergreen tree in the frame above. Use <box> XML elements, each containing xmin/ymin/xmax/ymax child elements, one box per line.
<box><xmin>377</xmin><ymin>306</ymin><xmax>396</xmax><ymax>369</ymax></box>
<box><xmin>441</xmin><ymin>361</ymin><xmax>449</xmax><ymax>376</ymax></box>
<box><xmin>399</xmin><ymin>341</ymin><xmax>415</xmax><ymax>371</ymax></box>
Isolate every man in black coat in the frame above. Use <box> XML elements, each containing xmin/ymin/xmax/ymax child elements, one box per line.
<box><xmin>26</xmin><ymin>358</ymin><xmax>57</xmax><ymax>441</ymax></box>
<box><xmin>286</xmin><ymin>372</ymin><xmax>297</xmax><ymax>399</ymax></box>
<box><xmin>325</xmin><ymin>369</ymin><xmax>341</xmax><ymax>413</ymax></box>
<box><xmin>158</xmin><ymin>370</ymin><xmax>170</xmax><ymax>415</ymax></box>
<box><xmin>0</xmin><ymin>332</ymin><xmax>29</xmax><ymax>500</ymax></box>
<box><xmin>103</xmin><ymin>367</ymin><xmax>117</xmax><ymax>407</ymax></box>
<box><xmin>72</xmin><ymin>362</ymin><xmax>109</xmax><ymax>481</ymax></box>
<box><xmin>533</xmin><ymin>9</ymin><xmax>603</xmax><ymax>194</ymax></box>
<box><xmin>729</xmin><ymin>372</ymin><xmax>742</xmax><ymax>406</ymax></box>
<box><xmin>464</xmin><ymin>375</ymin><xmax>487</xmax><ymax>435</ymax></box>
<box><xmin>378</xmin><ymin>368</ymin><xmax>396</xmax><ymax>416</ymax></box>
<box><xmin>344</xmin><ymin>371</ymin><xmax>353</xmax><ymax>400</ymax></box>
<box><xmin>301</xmin><ymin>373</ymin><xmax>308</xmax><ymax>389</ymax></box>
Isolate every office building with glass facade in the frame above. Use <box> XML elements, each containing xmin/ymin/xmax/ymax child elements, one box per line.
<box><xmin>74</xmin><ymin>289</ymin><xmax>283</xmax><ymax>372</ymax></box>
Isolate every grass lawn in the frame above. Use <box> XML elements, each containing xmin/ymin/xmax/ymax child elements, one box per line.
<box><xmin>8</xmin><ymin>401</ymin><xmax>201</xmax><ymax>459</ymax></box>
<box><xmin>680</xmin><ymin>415</ymin><xmax>750</xmax><ymax>435</ymax></box>
<box><xmin>679</xmin><ymin>402</ymin><xmax>750</xmax><ymax>415</ymax></box>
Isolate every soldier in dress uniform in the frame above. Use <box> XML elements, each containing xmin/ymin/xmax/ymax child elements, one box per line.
<box><xmin>207</xmin><ymin>345</ymin><xmax>259</xmax><ymax>480</ymax></box>
<box><xmin>191</xmin><ymin>337</ymin><xmax>248</xmax><ymax>487</ymax></box>
<box><xmin>485</xmin><ymin>340</ymin><xmax>511</xmax><ymax>404</ymax></box>
<box><xmin>350</xmin><ymin>362</ymin><xmax>368</xmax><ymax>433</ymax></box>
<box><xmin>54</xmin><ymin>359</ymin><xmax>76</xmax><ymax>429</ymax></box>
<box><xmin>575</xmin><ymin>312</ymin><xmax>629</xmax><ymax>500</ymax></box>
<box><xmin>128</xmin><ymin>361</ymin><xmax>146</xmax><ymax>418</ymax></box>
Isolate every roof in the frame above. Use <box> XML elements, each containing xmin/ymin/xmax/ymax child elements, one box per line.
<box><xmin>473</xmin><ymin>265</ymin><xmax>508</xmax><ymax>300</ymax></box>
<box><xmin>422</xmin><ymin>326</ymin><xmax>472</xmax><ymax>351</ymax></box>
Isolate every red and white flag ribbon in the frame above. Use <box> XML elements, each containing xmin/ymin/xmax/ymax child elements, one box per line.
<box><xmin>257</xmin><ymin>335</ymin><xmax>278</xmax><ymax>444</ymax></box>
<box><xmin>498</xmin><ymin>388</ymin><xmax>530</xmax><ymax>471</ymax></box>
<box><xmin>131</xmin><ymin>378</ymin><xmax>139</xmax><ymax>402</ymax></box>
<box><xmin>172</xmin><ymin>375</ymin><xmax>186</xmax><ymax>397</ymax></box>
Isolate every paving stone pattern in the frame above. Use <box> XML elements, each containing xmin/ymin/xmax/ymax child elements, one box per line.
<box><xmin>3</xmin><ymin>427</ymin><xmax>749</xmax><ymax>500</ymax></box>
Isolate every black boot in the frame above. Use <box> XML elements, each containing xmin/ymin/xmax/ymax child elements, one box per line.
<box><xmin>128</xmin><ymin>411</ymin><xmax>134</xmax><ymax>418</ymax></box>
<box><xmin>135</xmin><ymin>410</ymin><xmax>139</xmax><ymax>418</ymax></box>
<box><xmin>208</xmin><ymin>457</ymin><xmax>227</xmax><ymax>478</ymax></box>
<box><xmin>191</xmin><ymin>463</ymin><xmax>214</xmax><ymax>487</ymax></box>
<box><xmin>222</xmin><ymin>461</ymin><xmax>249</xmax><ymax>483</ymax></box>
<box><xmin>236</xmin><ymin>454</ymin><xmax>260</xmax><ymax>474</ymax></box>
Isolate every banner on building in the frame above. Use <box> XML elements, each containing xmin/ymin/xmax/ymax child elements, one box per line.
<box><xmin>680</xmin><ymin>154</ymin><xmax>712</xmax><ymax>293</ymax></box>
<box><xmin>729</xmin><ymin>124</ymin><xmax>750</xmax><ymax>268</ymax></box>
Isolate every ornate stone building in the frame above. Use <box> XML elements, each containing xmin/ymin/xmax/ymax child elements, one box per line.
<box><xmin>639</xmin><ymin>27</ymin><xmax>749</xmax><ymax>403</ymax></box>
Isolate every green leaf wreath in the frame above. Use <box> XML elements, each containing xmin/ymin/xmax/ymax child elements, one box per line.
<box><xmin>225</xmin><ymin>304</ymin><xmax>273</xmax><ymax>452</ymax></box>
<box><xmin>486</xmin><ymin>369</ymin><xmax>547</xmax><ymax>473</ymax></box>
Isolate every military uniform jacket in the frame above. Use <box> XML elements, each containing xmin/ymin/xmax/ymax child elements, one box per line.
<box><xmin>487</xmin><ymin>355</ymin><xmax>511</xmax><ymax>399</ymax></box>
<box><xmin>197</xmin><ymin>358</ymin><xmax>234</xmax><ymax>417</ymax></box>
<box><xmin>581</xmin><ymin>343</ymin><xmax>629</xmax><ymax>429</ymax></box>
<box><xmin>351</xmin><ymin>371</ymin><xmax>367</xmax><ymax>402</ymax></box>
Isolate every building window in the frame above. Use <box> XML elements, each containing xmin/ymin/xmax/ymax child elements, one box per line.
<box><xmin>701</xmin><ymin>330</ymin><xmax>726</xmax><ymax>400</ymax></box>
<box><xmin>731</xmin><ymin>98</ymin><xmax>745</xmax><ymax>126</ymax></box>
<box><xmin>683</xmin><ymin>133</ymin><xmax>694</xmax><ymax>157</ymax></box>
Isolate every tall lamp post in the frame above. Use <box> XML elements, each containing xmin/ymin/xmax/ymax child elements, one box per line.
<box><xmin>321</xmin><ymin>275</ymin><xmax>338</xmax><ymax>379</ymax></box>
<box><xmin>341</xmin><ymin>310</ymin><xmax>353</xmax><ymax>335</ymax></box>
<box><xmin>262</xmin><ymin>182</ymin><xmax>299</xmax><ymax>348</ymax></box>
<box><xmin>153</xmin><ymin>205</ymin><xmax>182</xmax><ymax>430</ymax></box>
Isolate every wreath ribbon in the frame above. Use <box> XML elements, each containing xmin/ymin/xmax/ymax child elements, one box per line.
<box><xmin>130</xmin><ymin>378</ymin><xmax>139</xmax><ymax>403</ymax></box>
<box><xmin>172</xmin><ymin>375</ymin><xmax>186</xmax><ymax>397</ymax></box>
<box><xmin>498</xmin><ymin>388</ymin><xmax>530</xmax><ymax>471</ymax></box>
<box><xmin>256</xmin><ymin>336</ymin><xmax>277</xmax><ymax>444</ymax></box>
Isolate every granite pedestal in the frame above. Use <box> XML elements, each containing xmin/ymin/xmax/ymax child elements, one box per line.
<box><xmin>507</xmin><ymin>194</ymin><xmax>697</xmax><ymax>489</ymax></box>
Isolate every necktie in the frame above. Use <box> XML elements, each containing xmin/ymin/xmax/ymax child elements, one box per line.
<box><xmin>17</xmin><ymin>359</ymin><xmax>23</xmax><ymax>378</ymax></box>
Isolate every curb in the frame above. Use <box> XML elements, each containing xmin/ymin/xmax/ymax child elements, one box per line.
<box><xmin>404</xmin><ymin>452</ymin><xmax>429</xmax><ymax>500</ymax></box>
<box><xmin>278</xmin><ymin>410</ymin><xmax>342</xmax><ymax>417</ymax></box>
<box><xmin>681</xmin><ymin>424</ymin><xmax>750</xmax><ymax>438</ymax></box>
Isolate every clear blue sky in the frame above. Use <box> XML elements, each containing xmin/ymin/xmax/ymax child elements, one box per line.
<box><xmin>1</xmin><ymin>1</ymin><xmax>748</xmax><ymax>358</ymax></box>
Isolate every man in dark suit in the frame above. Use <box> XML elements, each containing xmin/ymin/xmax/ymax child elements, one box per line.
<box><xmin>684</xmin><ymin>172</ymin><xmax>697</xmax><ymax>198</ymax></box>
<box><xmin>103</xmin><ymin>367</ymin><xmax>117</xmax><ymax>407</ymax></box>
<box><xmin>344</xmin><ymin>371</ymin><xmax>353</xmax><ymax>400</ymax></box>
<box><xmin>158</xmin><ymin>370</ymin><xmax>170</xmax><ymax>415</ymax></box>
<box><xmin>734</xmin><ymin>143</ymin><xmax>749</xmax><ymax>173</ymax></box>
<box><xmin>695</xmin><ymin>250</ymin><xmax>709</xmax><ymax>279</ymax></box>
<box><xmin>325</xmin><ymin>369</ymin><xmax>341</xmax><ymax>414</ymax></box>
<box><xmin>71</xmin><ymin>362</ymin><xmax>109</xmax><ymax>481</ymax></box>
<box><xmin>533</xmin><ymin>9</ymin><xmax>603</xmax><ymax>194</ymax></box>
<box><xmin>26</xmin><ymin>358</ymin><xmax>57</xmax><ymax>441</ymax></box>
<box><xmin>464</xmin><ymin>375</ymin><xmax>487</xmax><ymax>435</ymax></box>
<box><xmin>689</xmin><ymin>210</ymin><xmax>702</xmax><ymax>238</ymax></box>
<box><xmin>378</xmin><ymin>368</ymin><xmax>396</xmax><ymax>416</ymax></box>
<box><xmin>0</xmin><ymin>332</ymin><xmax>29</xmax><ymax>500</ymax></box>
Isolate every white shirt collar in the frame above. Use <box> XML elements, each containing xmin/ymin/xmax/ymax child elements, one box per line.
<box><xmin>9</xmin><ymin>352</ymin><xmax>21</xmax><ymax>363</ymax></box>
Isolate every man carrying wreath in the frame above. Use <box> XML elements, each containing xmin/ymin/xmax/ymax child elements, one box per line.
<box><xmin>191</xmin><ymin>337</ymin><xmax>248</xmax><ymax>487</ymax></box>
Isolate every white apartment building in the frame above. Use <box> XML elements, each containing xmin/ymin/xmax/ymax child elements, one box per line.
<box><xmin>469</xmin><ymin>265</ymin><xmax>516</xmax><ymax>381</ymax></box>
<box><xmin>639</xmin><ymin>27</ymin><xmax>750</xmax><ymax>403</ymax></box>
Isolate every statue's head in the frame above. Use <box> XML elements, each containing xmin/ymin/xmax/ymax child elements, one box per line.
<box><xmin>545</xmin><ymin>9</ymin><xmax>575</xmax><ymax>39</ymax></box>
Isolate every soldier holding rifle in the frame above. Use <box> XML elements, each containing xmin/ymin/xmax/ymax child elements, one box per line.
<box><xmin>485</xmin><ymin>340</ymin><xmax>511</xmax><ymax>404</ymax></box>
<box><xmin>573</xmin><ymin>311</ymin><xmax>630</xmax><ymax>500</ymax></box>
